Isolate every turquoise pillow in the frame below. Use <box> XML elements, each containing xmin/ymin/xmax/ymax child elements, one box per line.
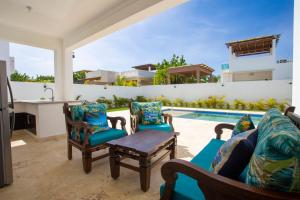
<box><xmin>84</xmin><ymin>103</ymin><xmax>109</xmax><ymax>134</ymax></box>
<box><xmin>246</xmin><ymin>108</ymin><xmax>300</xmax><ymax>193</ymax></box>
<box><xmin>232</xmin><ymin>115</ymin><xmax>255</xmax><ymax>137</ymax></box>
<box><xmin>211</xmin><ymin>129</ymin><xmax>257</xmax><ymax>179</ymax></box>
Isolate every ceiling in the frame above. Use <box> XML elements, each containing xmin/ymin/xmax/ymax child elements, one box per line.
<box><xmin>0</xmin><ymin>0</ymin><xmax>130</xmax><ymax>38</ymax></box>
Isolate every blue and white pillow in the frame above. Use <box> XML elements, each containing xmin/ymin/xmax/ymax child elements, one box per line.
<box><xmin>211</xmin><ymin>129</ymin><xmax>258</xmax><ymax>179</ymax></box>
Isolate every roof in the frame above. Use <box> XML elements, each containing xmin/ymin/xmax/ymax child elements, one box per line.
<box><xmin>74</xmin><ymin>70</ymin><xmax>94</xmax><ymax>73</ymax></box>
<box><xmin>168</xmin><ymin>64</ymin><xmax>214</xmax><ymax>75</ymax></box>
<box><xmin>132</xmin><ymin>64</ymin><xmax>156</xmax><ymax>71</ymax></box>
<box><xmin>226</xmin><ymin>35</ymin><xmax>280</xmax><ymax>56</ymax></box>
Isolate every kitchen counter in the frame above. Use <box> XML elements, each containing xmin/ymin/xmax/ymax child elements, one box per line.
<box><xmin>14</xmin><ymin>100</ymin><xmax>81</xmax><ymax>138</ymax></box>
<box><xmin>15</xmin><ymin>100</ymin><xmax>80</xmax><ymax>104</ymax></box>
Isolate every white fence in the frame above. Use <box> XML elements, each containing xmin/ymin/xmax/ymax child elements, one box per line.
<box><xmin>10</xmin><ymin>80</ymin><xmax>292</xmax><ymax>102</ymax></box>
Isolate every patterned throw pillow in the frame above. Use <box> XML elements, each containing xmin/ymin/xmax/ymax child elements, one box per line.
<box><xmin>211</xmin><ymin>129</ymin><xmax>258</xmax><ymax>179</ymax></box>
<box><xmin>84</xmin><ymin>103</ymin><xmax>109</xmax><ymax>134</ymax></box>
<box><xmin>141</xmin><ymin>107</ymin><xmax>163</xmax><ymax>125</ymax></box>
<box><xmin>232</xmin><ymin>115</ymin><xmax>255</xmax><ymax>137</ymax></box>
<box><xmin>131</xmin><ymin>102</ymin><xmax>164</xmax><ymax>124</ymax></box>
<box><xmin>246</xmin><ymin>108</ymin><xmax>300</xmax><ymax>193</ymax></box>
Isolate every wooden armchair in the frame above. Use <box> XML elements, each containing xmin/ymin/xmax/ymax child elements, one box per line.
<box><xmin>129</xmin><ymin>102</ymin><xmax>174</xmax><ymax>134</ymax></box>
<box><xmin>160</xmin><ymin>106</ymin><xmax>299</xmax><ymax>200</ymax></box>
<box><xmin>63</xmin><ymin>103</ymin><xmax>127</xmax><ymax>173</ymax></box>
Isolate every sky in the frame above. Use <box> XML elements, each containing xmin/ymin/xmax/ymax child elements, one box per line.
<box><xmin>10</xmin><ymin>0</ymin><xmax>294</xmax><ymax>76</ymax></box>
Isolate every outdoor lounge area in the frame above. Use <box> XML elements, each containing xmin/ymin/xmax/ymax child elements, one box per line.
<box><xmin>0</xmin><ymin>0</ymin><xmax>300</xmax><ymax>200</ymax></box>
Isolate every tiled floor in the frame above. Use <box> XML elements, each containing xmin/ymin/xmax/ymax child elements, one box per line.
<box><xmin>0</xmin><ymin>110</ymin><xmax>231</xmax><ymax>200</ymax></box>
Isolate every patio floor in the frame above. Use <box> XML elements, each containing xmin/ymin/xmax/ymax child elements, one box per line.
<box><xmin>0</xmin><ymin>110</ymin><xmax>231</xmax><ymax>200</ymax></box>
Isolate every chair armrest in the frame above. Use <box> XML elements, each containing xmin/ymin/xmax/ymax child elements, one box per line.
<box><xmin>107</xmin><ymin>116</ymin><xmax>127</xmax><ymax>132</ymax></box>
<box><xmin>130</xmin><ymin>114</ymin><xmax>139</xmax><ymax>134</ymax></box>
<box><xmin>65</xmin><ymin>116</ymin><xmax>90</xmax><ymax>145</ymax></box>
<box><xmin>214</xmin><ymin>123</ymin><xmax>235</xmax><ymax>139</ymax></box>
<box><xmin>162</xmin><ymin>113</ymin><xmax>173</xmax><ymax>124</ymax></box>
<box><xmin>161</xmin><ymin>159</ymin><xmax>298</xmax><ymax>200</ymax></box>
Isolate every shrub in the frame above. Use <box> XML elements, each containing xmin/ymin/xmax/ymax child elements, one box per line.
<box><xmin>96</xmin><ymin>97</ymin><xmax>113</xmax><ymax>108</ymax></box>
<box><xmin>255</xmin><ymin>99</ymin><xmax>266</xmax><ymax>111</ymax></box>
<box><xmin>233</xmin><ymin>99</ymin><xmax>247</xmax><ymax>110</ymax></box>
<box><xmin>196</xmin><ymin>99</ymin><xmax>205</xmax><ymax>108</ymax></box>
<box><xmin>173</xmin><ymin>98</ymin><xmax>184</xmax><ymax>107</ymax></box>
<box><xmin>216</xmin><ymin>96</ymin><xmax>226</xmax><ymax>109</ymax></box>
<box><xmin>135</xmin><ymin>96</ymin><xmax>148</xmax><ymax>102</ymax></box>
<box><xmin>247</xmin><ymin>102</ymin><xmax>255</xmax><ymax>110</ymax></box>
<box><xmin>113</xmin><ymin>95</ymin><xmax>130</xmax><ymax>108</ymax></box>
<box><xmin>155</xmin><ymin>96</ymin><xmax>171</xmax><ymax>106</ymax></box>
<box><xmin>266</xmin><ymin>98</ymin><xmax>278</xmax><ymax>109</ymax></box>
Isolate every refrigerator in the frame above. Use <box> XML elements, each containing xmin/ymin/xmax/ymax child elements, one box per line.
<box><xmin>0</xmin><ymin>60</ymin><xmax>14</xmax><ymax>187</ymax></box>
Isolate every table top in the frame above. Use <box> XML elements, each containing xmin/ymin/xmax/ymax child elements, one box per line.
<box><xmin>107</xmin><ymin>130</ymin><xmax>177</xmax><ymax>155</ymax></box>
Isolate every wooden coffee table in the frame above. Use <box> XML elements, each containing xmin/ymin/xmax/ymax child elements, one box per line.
<box><xmin>107</xmin><ymin>130</ymin><xmax>178</xmax><ymax>192</ymax></box>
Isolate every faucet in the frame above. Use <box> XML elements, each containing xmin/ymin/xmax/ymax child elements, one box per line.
<box><xmin>43</xmin><ymin>85</ymin><xmax>54</xmax><ymax>101</ymax></box>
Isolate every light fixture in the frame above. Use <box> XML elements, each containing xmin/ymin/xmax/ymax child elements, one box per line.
<box><xmin>72</xmin><ymin>52</ymin><xmax>75</xmax><ymax>59</ymax></box>
<box><xmin>221</xmin><ymin>83</ymin><xmax>224</xmax><ymax>87</ymax></box>
<box><xmin>104</xmin><ymin>84</ymin><xmax>108</xmax><ymax>90</ymax></box>
<box><xmin>26</xmin><ymin>6</ymin><xmax>32</xmax><ymax>12</ymax></box>
<box><xmin>289</xmin><ymin>82</ymin><xmax>293</xmax><ymax>85</ymax></box>
<box><xmin>173</xmin><ymin>85</ymin><xmax>176</xmax><ymax>88</ymax></box>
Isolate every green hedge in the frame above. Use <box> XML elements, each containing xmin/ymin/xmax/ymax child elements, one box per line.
<box><xmin>96</xmin><ymin>95</ymin><xmax>288</xmax><ymax>112</ymax></box>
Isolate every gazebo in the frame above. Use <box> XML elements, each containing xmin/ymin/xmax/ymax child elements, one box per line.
<box><xmin>167</xmin><ymin>64</ymin><xmax>214</xmax><ymax>84</ymax></box>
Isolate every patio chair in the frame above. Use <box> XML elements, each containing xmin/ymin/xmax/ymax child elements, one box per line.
<box><xmin>63</xmin><ymin>103</ymin><xmax>127</xmax><ymax>173</ymax></box>
<box><xmin>129</xmin><ymin>101</ymin><xmax>174</xmax><ymax>134</ymax></box>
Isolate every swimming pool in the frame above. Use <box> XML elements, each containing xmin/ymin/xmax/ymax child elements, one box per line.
<box><xmin>163</xmin><ymin>109</ymin><xmax>264</xmax><ymax>125</ymax></box>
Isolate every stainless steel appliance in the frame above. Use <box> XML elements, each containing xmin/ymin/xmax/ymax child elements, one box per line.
<box><xmin>0</xmin><ymin>60</ymin><xmax>14</xmax><ymax>187</ymax></box>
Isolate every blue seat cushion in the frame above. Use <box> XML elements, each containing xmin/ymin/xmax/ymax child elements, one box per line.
<box><xmin>160</xmin><ymin>139</ymin><xmax>225</xmax><ymax>200</ymax></box>
<box><xmin>138</xmin><ymin>123</ymin><xmax>172</xmax><ymax>132</ymax></box>
<box><xmin>72</xmin><ymin>128</ymin><xmax>127</xmax><ymax>146</ymax></box>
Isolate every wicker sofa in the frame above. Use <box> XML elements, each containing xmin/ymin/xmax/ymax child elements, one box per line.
<box><xmin>160</xmin><ymin>106</ymin><xmax>300</xmax><ymax>200</ymax></box>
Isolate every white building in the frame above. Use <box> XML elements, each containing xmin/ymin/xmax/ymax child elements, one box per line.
<box><xmin>83</xmin><ymin>64</ymin><xmax>156</xmax><ymax>85</ymax></box>
<box><xmin>221</xmin><ymin>35</ymin><xmax>293</xmax><ymax>82</ymax></box>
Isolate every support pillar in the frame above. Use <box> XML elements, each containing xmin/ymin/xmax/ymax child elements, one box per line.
<box><xmin>54</xmin><ymin>46</ymin><xmax>74</xmax><ymax>100</ymax></box>
<box><xmin>293</xmin><ymin>0</ymin><xmax>300</xmax><ymax>114</ymax></box>
<box><xmin>196</xmin><ymin>70</ymin><xmax>200</xmax><ymax>83</ymax></box>
<box><xmin>167</xmin><ymin>73</ymin><xmax>171</xmax><ymax>84</ymax></box>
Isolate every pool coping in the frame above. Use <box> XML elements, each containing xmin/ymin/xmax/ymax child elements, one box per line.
<box><xmin>162</xmin><ymin>106</ymin><xmax>265</xmax><ymax>115</ymax></box>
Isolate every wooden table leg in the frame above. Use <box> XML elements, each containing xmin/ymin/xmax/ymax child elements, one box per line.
<box><xmin>170</xmin><ymin>138</ymin><xmax>177</xmax><ymax>159</ymax></box>
<box><xmin>109</xmin><ymin>147</ymin><xmax>120</xmax><ymax>179</ymax></box>
<box><xmin>139</xmin><ymin>157</ymin><xmax>151</xmax><ymax>192</ymax></box>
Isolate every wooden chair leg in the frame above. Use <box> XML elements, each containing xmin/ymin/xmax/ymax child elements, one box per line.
<box><xmin>82</xmin><ymin>151</ymin><xmax>92</xmax><ymax>173</ymax></box>
<box><xmin>67</xmin><ymin>142</ymin><xmax>72</xmax><ymax>160</ymax></box>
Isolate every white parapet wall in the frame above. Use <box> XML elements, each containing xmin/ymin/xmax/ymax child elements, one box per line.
<box><xmin>11</xmin><ymin>80</ymin><xmax>292</xmax><ymax>103</ymax></box>
<box><xmin>141</xmin><ymin>80</ymin><xmax>292</xmax><ymax>102</ymax></box>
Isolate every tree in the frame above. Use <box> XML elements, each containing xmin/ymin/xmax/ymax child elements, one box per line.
<box><xmin>10</xmin><ymin>71</ymin><xmax>32</xmax><ymax>82</ymax></box>
<box><xmin>153</xmin><ymin>54</ymin><xmax>187</xmax><ymax>85</ymax></box>
<box><xmin>35</xmin><ymin>75</ymin><xmax>54</xmax><ymax>83</ymax></box>
<box><xmin>114</xmin><ymin>76</ymin><xmax>137</xmax><ymax>87</ymax></box>
<box><xmin>73</xmin><ymin>71</ymin><xmax>86</xmax><ymax>83</ymax></box>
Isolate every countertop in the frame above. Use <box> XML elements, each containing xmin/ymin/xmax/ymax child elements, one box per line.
<box><xmin>14</xmin><ymin>100</ymin><xmax>80</xmax><ymax>104</ymax></box>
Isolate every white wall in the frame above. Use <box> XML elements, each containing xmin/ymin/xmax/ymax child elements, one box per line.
<box><xmin>293</xmin><ymin>0</ymin><xmax>300</xmax><ymax>113</ymax></box>
<box><xmin>11</xmin><ymin>82</ymin><xmax>55</xmax><ymax>100</ymax></box>
<box><xmin>273</xmin><ymin>62</ymin><xmax>293</xmax><ymax>80</ymax></box>
<box><xmin>73</xmin><ymin>84</ymin><xmax>142</xmax><ymax>101</ymax></box>
<box><xmin>11</xmin><ymin>80</ymin><xmax>292</xmax><ymax>103</ymax></box>
<box><xmin>141</xmin><ymin>80</ymin><xmax>292</xmax><ymax>102</ymax></box>
<box><xmin>0</xmin><ymin>40</ymin><xmax>11</xmax><ymax>76</ymax></box>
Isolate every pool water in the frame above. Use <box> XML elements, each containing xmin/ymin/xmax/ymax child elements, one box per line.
<box><xmin>164</xmin><ymin>109</ymin><xmax>263</xmax><ymax>125</ymax></box>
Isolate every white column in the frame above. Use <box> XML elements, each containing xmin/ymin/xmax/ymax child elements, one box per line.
<box><xmin>293</xmin><ymin>0</ymin><xmax>300</xmax><ymax>114</ymax></box>
<box><xmin>271</xmin><ymin>38</ymin><xmax>277</xmax><ymax>63</ymax></box>
<box><xmin>54</xmin><ymin>46</ymin><xmax>74</xmax><ymax>101</ymax></box>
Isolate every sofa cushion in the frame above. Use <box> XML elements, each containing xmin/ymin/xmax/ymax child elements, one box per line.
<box><xmin>138</xmin><ymin>123</ymin><xmax>172</xmax><ymax>132</ymax></box>
<box><xmin>211</xmin><ymin>129</ymin><xmax>258</xmax><ymax>179</ymax></box>
<box><xmin>160</xmin><ymin>139</ymin><xmax>225</xmax><ymax>200</ymax></box>
<box><xmin>246</xmin><ymin>108</ymin><xmax>300</xmax><ymax>193</ymax></box>
<box><xmin>232</xmin><ymin>115</ymin><xmax>255</xmax><ymax>137</ymax></box>
<box><xmin>72</xmin><ymin>128</ymin><xmax>127</xmax><ymax>146</ymax></box>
